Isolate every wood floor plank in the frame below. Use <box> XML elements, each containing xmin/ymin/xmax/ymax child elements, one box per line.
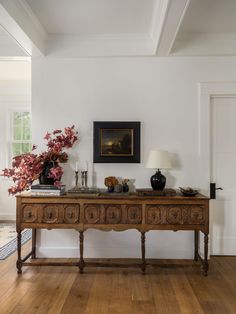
<box><xmin>83</xmin><ymin>268</ymin><xmax>113</xmax><ymax>314</ymax></box>
<box><xmin>1</xmin><ymin>247</ymin><xmax>236</xmax><ymax>314</ymax></box>
<box><xmin>150</xmin><ymin>267</ymin><xmax>182</xmax><ymax>314</ymax></box>
<box><xmin>169</xmin><ymin>267</ymin><xmax>205</xmax><ymax>314</ymax></box>
<box><xmin>10</xmin><ymin>267</ymin><xmax>77</xmax><ymax>314</ymax></box>
<box><xmin>186</xmin><ymin>266</ymin><xmax>230</xmax><ymax>314</ymax></box>
<box><xmin>60</xmin><ymin>270</ymin><xmax>95</xmax><ymax>314</ymax></box>
<box><xmin>107</xmin><ymin>270</ymin><xmax>134</xmax><ymax>314</ymax></box>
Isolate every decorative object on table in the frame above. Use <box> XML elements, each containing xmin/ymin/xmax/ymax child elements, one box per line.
<box><xmin>136</xmin><ymin>188</ymin><xmax>176</xmax><ymax>196</ymax></box>
<box><xmin>104</xmin><ymin>176</ymin><xmax>119</xmax><ymax>192</ymax></box>
<box><xmin>179</xmin><ymin>187</ymin><xmax>198</xmax><ymax>197</ymax></box>
<box><xmin>81</xmin><ymin>171</ymin><xmax>88</xmax><ymax>190</ymax></box>
<box><xmin>108</xmin><ymin>185</ymin><xmax>114</xmax><ymax>193</ymax></box>
<box><xmin>67</xmin><ymin>170</ymin><xmax>80</xmax><ymax>193</ymax></box>
<box><xmin>0</xmin><ymin>223</ymin><xmax>31</xmax><ymax>260</ymax></box>
<box><xmin>122</xmin><ymin>179</ymin><xmax>130</xmax><ymax>193</ymax></box>
<box><xmin>146</xmin><ymin>150</ymin><xmax>171</xmax><ymax>190</ymax></box>
<box><xmin>30</xmin><ymin>184</ymin><xmax>66</xmax><ymax>196</ymax></box>
<box><xmin>93</xmin><ymin>121</ymin><xmax>141</xmax><ymax>163</ymax></box>
<box><xmin>114</xmin><ymin>184</ymin><xmax>123</xmax><ymax>193</ymax></box>
<box><xmin>67</xmin><ymin>187</ymin><xmax>100</xmax><ymax>196</ymax></box>
<box><xmin>1</xmin><ymin>126</ymin><xmax>78</xmax><ymax>195</ymax></box>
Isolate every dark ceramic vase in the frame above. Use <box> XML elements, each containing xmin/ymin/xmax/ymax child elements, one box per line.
<box><xmin>150</xmin><ymin>169</ymin><xmax>166</xmax><ymax>190</ymax></box>
<box><xmin>108</xmin><ymin>185</ymin><xmax>114</xmax><ymax>193</ymax></box>
<box><xmin>39</xmin><ymin>161</ymin><xmax>57</xmax><ymax>185</ymax></box>
<box><xmin>122</xmin><ymin>183</ymin><xmax>129</xmax><ymax>193</ymax></box>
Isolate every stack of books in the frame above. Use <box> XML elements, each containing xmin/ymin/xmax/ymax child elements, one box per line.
<box><xmin>30</xmin><ymin>184</ymin><xmax>66</xmax><ymax>196</ymax></box>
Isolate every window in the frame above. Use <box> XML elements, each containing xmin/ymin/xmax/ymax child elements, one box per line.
<box><xmin>11</xmin><ymin>111</ymin><xmax>32</xmax><ymax>157</ymax></box>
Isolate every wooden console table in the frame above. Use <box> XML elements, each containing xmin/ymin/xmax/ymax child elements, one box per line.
<box><xmin>16</xmin><ymin>193</ymin><xmax>209</xmax><ymax>275</ymax></box>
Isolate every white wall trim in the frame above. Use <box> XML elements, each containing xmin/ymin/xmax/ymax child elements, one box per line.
<box><xmin>199</xmin><ymin>82</ymin><xmax>236</xmax><ymax>194</ymax></box>
<box><xmin>0</xmin><ymin>56</ymin><xmax>30</xmax><ymax>61</ymax></box>
<box><xmin>0</xmin><ymin>213</ymin><xmax>15</xmax><ymax>220</ymax></box>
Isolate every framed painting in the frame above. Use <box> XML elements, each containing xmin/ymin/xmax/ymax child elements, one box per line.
<box><xmin>93</xmin><ymin>121</ymin><xmax>141</xmax><ymax>163</ymax></box>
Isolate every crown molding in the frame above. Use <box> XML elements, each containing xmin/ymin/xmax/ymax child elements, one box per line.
<box><xmin>46</xmin><ymin>33</ymin><xmax>154</xmax><ymax>57</ymax></box>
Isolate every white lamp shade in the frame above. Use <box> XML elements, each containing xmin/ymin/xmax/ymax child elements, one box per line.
<box><xmin>146</xmin><ymin>150</ymin><xmax>171</xmax><ymax>169</ymax></box>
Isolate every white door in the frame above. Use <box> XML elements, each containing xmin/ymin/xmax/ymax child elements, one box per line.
<box><xmin>211</xmin><ymin>96</ymin><xmax>236</xmax><ymax>255</ymax></box>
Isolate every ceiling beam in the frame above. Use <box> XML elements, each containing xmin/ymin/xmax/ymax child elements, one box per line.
<box><xmin>151</xmin><ymin>0</ymin><xmax>190</xmax><ymax>56</ymax></box>
<box><xmin>0</xmin><ymin>0</ymin><xmax>47</xmax><ymax>57</ymax></box>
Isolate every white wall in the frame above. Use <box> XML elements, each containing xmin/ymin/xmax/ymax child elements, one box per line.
<box><xmin>0</xmin><ymin>60</ymin><xmax>31</xmax><ymax>220</ymax></box>
<box><xmin>32</xmin><ymin>56</ymin><xmax>236</xmax><ymax>259</ymax></box>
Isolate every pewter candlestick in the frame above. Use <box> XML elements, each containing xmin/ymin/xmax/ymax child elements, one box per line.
<box><xmin>75</xmin><ymin>171</ymin><xmax>79</xmax><ymax>187</ymax></box>
<box><xmin>81</xmin><ymin>171</ymin><xmax>85</xmax><ymax>190</ymax></box>
<box><xmin>84</xmin><ymin>171</ymin><xmax>88</xmax><ymax>189</ymax></box>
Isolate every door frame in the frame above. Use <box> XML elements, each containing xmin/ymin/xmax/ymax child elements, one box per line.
<box><xmin>199</xmin><ymin>82</ymin><xmax>236</xmax><ymax>255</ymax></box>
<box><xmin>199</xmin><ymin>82</ymin><xmax>236</xmax><ymax>195</ymax></box>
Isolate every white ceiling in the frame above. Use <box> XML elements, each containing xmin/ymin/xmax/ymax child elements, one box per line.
<box><xmin>1</xmin><ymin>0</ymin><xmax>236</xmax><ymax>57</ymax></box>
<box><xmin>26</xmin><ymin>0</ymin><xmax>155</xmax><ymax>35</ymax></box>
<box><xmin>174</xmin><ymin>0</ymin><xmax>236</xmax><ymax>56</ymax></box>
<box><xmin>179</xmin><ymin>0</ymin><xmax>236</xmax><ymax>33</ymax></box>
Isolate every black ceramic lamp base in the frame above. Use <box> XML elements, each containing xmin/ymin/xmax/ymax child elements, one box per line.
<box><xmin>150</xmin><ymin>169</ymin><xmax>166</xmax><ymax>190</ymax></box>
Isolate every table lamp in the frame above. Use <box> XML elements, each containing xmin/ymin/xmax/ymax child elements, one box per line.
<box><xmin>146</xmin><ymin>150</ymin><xmax>171</xmax><ymax>190</ymax></box>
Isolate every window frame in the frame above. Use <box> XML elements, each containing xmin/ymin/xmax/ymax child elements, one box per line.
<box><xmin>8</xmin><ymin>108</ymin><xmax>32</xmax><ymax>163</ymax></box>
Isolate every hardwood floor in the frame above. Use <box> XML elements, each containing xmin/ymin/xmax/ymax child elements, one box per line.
<box><xmin>0</xmin><ymin>242</ymin><xmax>236</xmax><ymax>314</ymax></box>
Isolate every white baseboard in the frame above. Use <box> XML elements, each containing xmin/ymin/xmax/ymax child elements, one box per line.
<box><xmin>36</xmin><ymin>246</ymin><xmax>194</xmax><ymax>259</ymax></box>
<box><xmin>0</xmin><ymin>213</ymin><xmax>15</xmax><ymax>221</ymax></box>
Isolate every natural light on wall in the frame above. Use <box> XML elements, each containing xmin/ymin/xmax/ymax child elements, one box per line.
<box><xmin>11</xmin><ymin>111</ymin><xmax>31</xmax><ymax>157</ymax></box>
<box><xmin>0</xmin><ymin>59</ymin><xmax>31</xmax><ymax>220</ymax></box>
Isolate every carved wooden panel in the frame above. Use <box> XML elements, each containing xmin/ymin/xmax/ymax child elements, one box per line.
<box><xmin>42</xmin><ymin>205</ymin><xmax>60</xmax><ymax>224</ymax></box>
<box><xmin>84</xmin><ymin>205</ymin><xmax>100</xmax><ymax>224</ymax></box>
<box><xmin>189</xmin><ymin>206</ymin><xmax>204</xmax><ymax>224</ymax></box>
<box><xmin>64</xmin><ymin>205</ymin><xmax>80</xmax><ymax>224</ymax></box>
<box><xmin>126</xmin><ymin>205</ymin><xmax>142</xmax><ymax>224</ymax></box>
<box><xmin>182</xmin><ymin>206</ymin><xmax>189</xmax><ymax>224</ymax></box>
<box><xmin>105</xmin><ymin>205</ymin><xmax>122</xmax><ymax>224</ymax></box>
<box><xmin>22</xmin><ymin>205</ymin><xmax>38</xmax><ymax>223</ymax></box>
<box><xmin>166</xmin><ymin>206</ymin><xmax>182</xmax><ymax>224</ymax></box>
<box><xmin>146</xmin><ymin>206</ymin><xmax>162</xmax><ymax>224</ymax></box>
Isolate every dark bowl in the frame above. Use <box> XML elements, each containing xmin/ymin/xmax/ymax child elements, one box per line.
<box><xmin>179</xmin><ymin>188</ymin><xmax>198</xmax><ymax>197</ymax></box>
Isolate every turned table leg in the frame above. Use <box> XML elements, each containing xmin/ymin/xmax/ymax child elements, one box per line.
<box><xmin>194</xmin><ymin>230</ymin><xmax>199</xmax><ymax>261</ymax></box>
<box><xmin>141</xmin><ymin>232</ymin><xmax>146</xmax><ymax>274</ymax></box>
<box><xmin>16</xmin><ymin>231</ymin><xmax>22</xmax><ymax>274</ymax></box>
<box><xmin>32</xmin><ymin>228</ymin><xmax>36</xmax><ymax>259</ymax></box>
<box><xmin>79</xmin><ymin>231</ymin><xmax>85</xmax><ymax>273</ymax></box>
<box><xmin>202</xmin><ymin>233</ymin><xmax>209</xmax><ymax>276</ymax></box>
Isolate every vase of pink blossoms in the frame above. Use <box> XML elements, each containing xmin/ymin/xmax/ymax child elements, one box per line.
<box><xmin>1</xmin><ymin>125</ymin><xmax>78</xmax><ymax>195</ymax></box>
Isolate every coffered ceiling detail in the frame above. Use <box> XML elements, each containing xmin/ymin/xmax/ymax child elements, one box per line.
<box><xmin>0</xmin><ymin>0</ymin><xmax>236</xmax><ymax>57</ymax></box>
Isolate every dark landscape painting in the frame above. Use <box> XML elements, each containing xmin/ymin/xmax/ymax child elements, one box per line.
<box><xmin>100</xmin><ymin>129</ymin><xmax>133</xmax><ymax>156</ymax></box>
<box><xmin>93</xmin><ymin>121</ymin><xmax>140</xmax><ymax>163</ymax></box>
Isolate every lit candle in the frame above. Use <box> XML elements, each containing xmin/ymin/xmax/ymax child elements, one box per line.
<box><xmin>75</xmin><ymin>162</ymin><xmax>79</xmax><ymax>171</ymax></box>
